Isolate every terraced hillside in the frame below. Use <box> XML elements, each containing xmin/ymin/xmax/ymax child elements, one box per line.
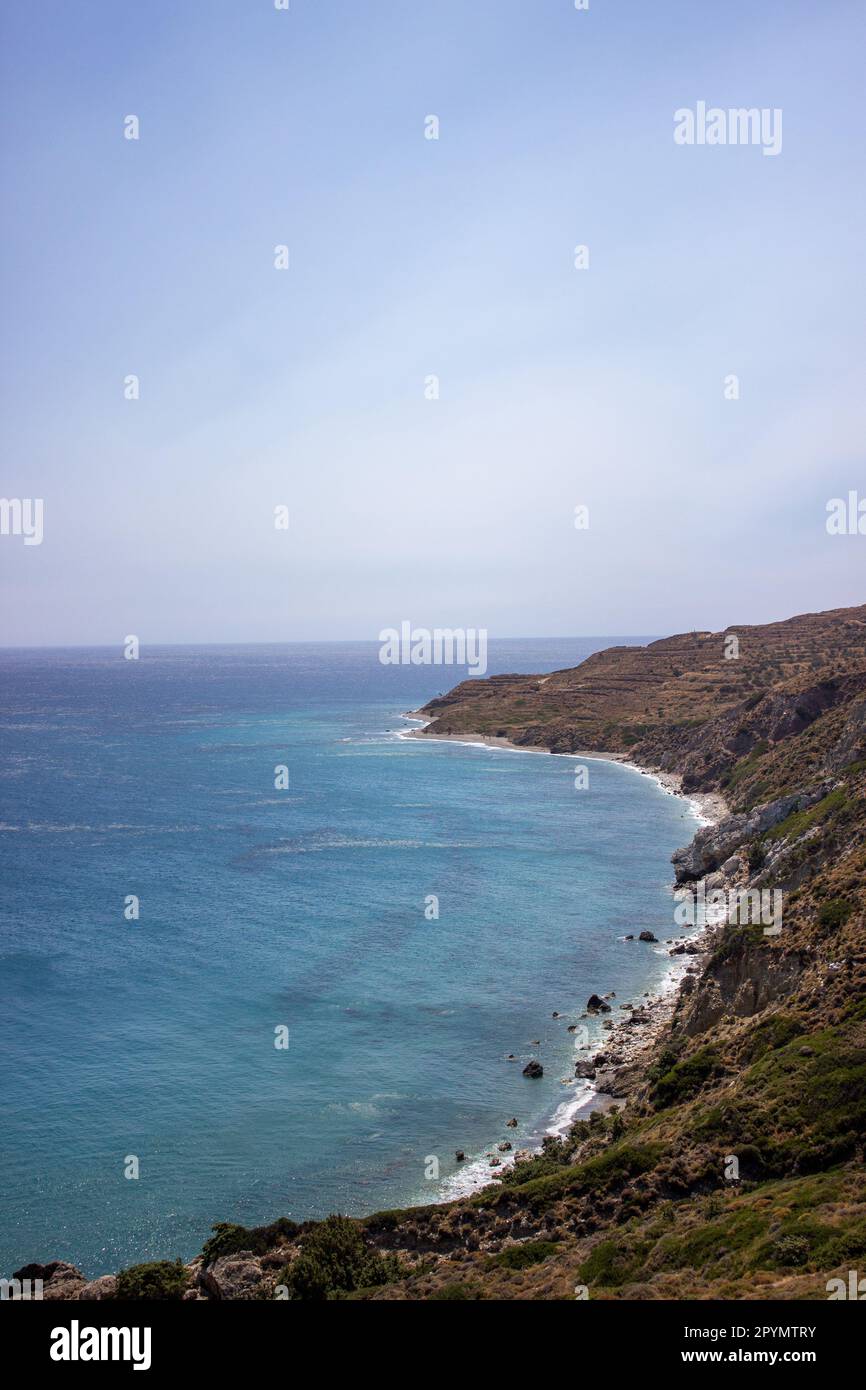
<box><xmin>418</xmin><ymin>604</ymin><xmax>866</xmax><ymax>794</ymax></box>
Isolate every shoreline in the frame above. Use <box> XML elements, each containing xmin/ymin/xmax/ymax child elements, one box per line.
<box><xmin>396</xmin><ymin>709</ymin><xmax>722</xmax><ymax>1203</ymax></box>
<box><xmin>398</xmin><ymin>714</ymin><xmax>729</xmax><ymax>827</ymax></box>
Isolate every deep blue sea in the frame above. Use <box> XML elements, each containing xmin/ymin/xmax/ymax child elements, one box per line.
<box><xmin>0</xmin><ymin>640</ymin><xmax>701</xmax><ymax>1278</ymax></box>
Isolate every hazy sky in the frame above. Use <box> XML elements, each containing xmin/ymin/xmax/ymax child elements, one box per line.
<box><xmin>1</xmin><ymin>0</ymin><xmax>863</xmax><ymax>646</ymax></box>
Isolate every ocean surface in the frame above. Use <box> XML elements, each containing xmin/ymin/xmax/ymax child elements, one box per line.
<box><xmin>0</xmin><ymin>639</ymin><xmax>702</xmax><ymax>1278</ymax></box>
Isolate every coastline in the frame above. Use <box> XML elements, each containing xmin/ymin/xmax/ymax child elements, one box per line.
<box><xmin>397</xmin><ymin>710</ymin><xmax>723</xmax><ymax>1203</ymax></box>
<box><xmin>399</xmin><ymin>714</ymin><xmax>729</xmax><ymax>827</ymax></box>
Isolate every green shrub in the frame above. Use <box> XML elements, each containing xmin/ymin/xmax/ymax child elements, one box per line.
<box><xmin>772</xmin><ymin>1234</ymin><xmax>811</xmax><ymax>1267</ymax></box>
<box><xmin>747</xmin><ymin>842</ymin><xmax>766</xmax><ymax>871</ymax></box>
<box><xmin>115</xmin><ymin>1259</ymin><xmax>189</xmax><ymax>1301</ymax></box>
<box><xmin>485</xmin><ymin>1240</ymin><xmax>559</xmax><ymax>1271</ymax></box>
<box><xmin>742</xmin><ymin>1013</ymin><xmax>806</xmax><ymax>1064</ymax></box>
<box><xmin>473</xmin><ymin>1141</ymin><xmax>665</xmax><ymax>1213</ymax></box>
<box><xmin>654</xmin><ymin>1210</ymin><xmax>767</xmax><ymax>1275</ymax></box>
<box><xmin>764</xmin><ymin>789</ymin><xmax>849</xmax><ymax>843</ymax></box>
<box><xmin>817</xmin><ymin>898</ymin><xmax>853</xmax><ymax>931</ymax></box>
<box><xmin>277</xmin><ymin>1214</ymin><xmax>401</xmax><ymax>1301</ymax></box>
<box><xmin>202</xmin><ymin>1216</ymin><xmax>299</xmax><ymax>1265</ymax></box>
<box><xmin>651</xmin><ymin>1046</ymin><xmax>721</xmax><ymax>1109</ymax></box>
<box><xmin>579</xmin><ymin>1237</ymin><xmax>649</xmax><ymax>1288</ymax></box>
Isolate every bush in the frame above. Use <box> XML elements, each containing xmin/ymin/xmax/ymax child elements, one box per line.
<box><xmin>741</xmin><ymin>1013</ymin><xmax>805</xmax><ymax>1064</ymax></box>
<box><xmin>764</xmin><ymin>789</ymin><xmax>849</xmax><ymax>844</ymax></box>
<box><xmin>579</xmin><ymin>1237</ymin><xmax>648</xmax><ymax>1289</ymax></box>
<box><xmin>202</xmin><ymin>1216</ymin><xmax>299</xmax><ymax>1265</ymax></box>
<box><xmin>277</xmin><ymin>1214</ymin><xmax>401</xmax><ymax>1301</ymax></box>
<box><xmin>486</xmin><ymin>1240</ymin><xmax>558</xmax><ymax>1271</ymax></box>
<box><xmin>115</xmin><ymin>1259</ymin><xmax>189</xmax><ymax>1301</ymax></box>
<box><xmin>747</xmin><ymin>842</ymin><xmax>766</xmax><ymax>871</ymax></box>
<box><xmin>817</xmin><ymin>898</ymin><xmax>853</xmax><ymax>931</ymax></box>
<box><xmin>771</xmin><ymin>1235</ymin><xmax>811</xmax><ymax>1267</ymax></box>
<box><xmin>651</xmin><ymin>1046</ymin><xmax>721</xmax><ymax>1109</ymax></box>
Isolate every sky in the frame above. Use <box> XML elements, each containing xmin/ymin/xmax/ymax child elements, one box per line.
<box><xmin>0</xmin><ymin>0</ymin><xmax>864</xmax><ymax>646</ymax></box>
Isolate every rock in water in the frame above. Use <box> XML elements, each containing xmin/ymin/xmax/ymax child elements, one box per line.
<box><xmin>522</xmin><ymin>1059</ymin><xmax>543</xmax><ymax>1078</ymax></box>
<box><xmin>586</xmin><ymin>994</ymin><xmax>612</xmax><ymax>1013</ymax></box>
<box><xmin>638</xmin><ymin>930</ymin><xmax>658</xmax><ymax>942</ymax></box>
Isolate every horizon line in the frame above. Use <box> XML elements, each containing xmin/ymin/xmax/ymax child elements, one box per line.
<box><xmin>0</xmin><ymin>634</ymin><xmax>657</xmax><ymax>654</ymax></box>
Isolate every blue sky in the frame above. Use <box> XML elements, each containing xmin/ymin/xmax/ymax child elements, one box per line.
<box><xmin>1</xmin><ymin>0</ymin><xmax>864</xmax><ymax>645</ymax></box>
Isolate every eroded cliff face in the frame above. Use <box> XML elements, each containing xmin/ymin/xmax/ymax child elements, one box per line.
<box><xmin>675</xmin><ymin>939</ymin><xmax>813</xmax><ymax>1037</ymax></box>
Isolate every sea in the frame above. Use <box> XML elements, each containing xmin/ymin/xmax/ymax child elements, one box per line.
<box><xmin>0</xmin><ymin>639</ymin><xmax>702</xmax><ymax>1277</ymax></box>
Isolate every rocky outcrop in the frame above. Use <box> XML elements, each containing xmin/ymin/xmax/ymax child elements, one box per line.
<box><xmin>197</xmin><ymin>1252</ymin><xmax>274</xmax><ymax>1301</ymax></box>
<box><xmin>78</xmin><ymin>1274</ymin><xmax>118</xmax><ymax>1299</ymax></box>
<box><xmin>12</xmin><ymin>1261</ymin><xmax>86</xmax><ymax>1300</ymax></box>
<box><xmin>677</xmin><ymin>941</ymin><xmax>812</xmax><ymax>1037</ymax></box>
<box><xmin>586</xmin><ymin>994</ymin><xmax>612</xmax><ymax>1013</ymax></box>
<box><xmin>827</xmin><ymin>695</ymin><xmax>866</xmax><ymax>773</ymax></box>
<box><xmin>671</xmin><ymin>787</ymin><xmax>830</xmax><ymax>883</ymax></box>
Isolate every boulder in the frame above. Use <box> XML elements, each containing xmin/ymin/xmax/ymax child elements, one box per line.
<box><xmin>638</xmin><ymin>930</ymin><xmax>657</xmax><ymax>942</ymax></box>
<box><xmin>455</xmin><ymin>1150</ymin><xmax>466</xmax><ymax>1161</ymax></box>
<box><xmin>13</xmin><ymin>1261</ymin><xmax>85</xmax><ymax>1301</ymax></box>
<box><xmin>78</xmin><ymin>1275</ymin><xmax>118</xmax><ymax>1300</ymax></box>
<box><xmin>586</xmin><ymin>994</ymin><xmax>611</xmax><ymax>1014</ymax></box>
<box><xmin>522</xmin><ymin>1059</ymin><xmax>543</xmax><ymax>1078</ymax></box>
<box><xmin>506</xmin><ymin>1117</ymin><xmax>518</xmax><ymax>1128</ymax></box>
<box><xmin>594</xmin><ymin>1062</ymin><xmax>643</xmax><ymax>1098</ymax></box>
<box><xmin>198</xmin><ymin>1254</ymin><xmax>267</xmax><ymax>1301</ymax></box>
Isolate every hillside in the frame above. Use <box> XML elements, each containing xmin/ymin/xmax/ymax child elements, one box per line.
<box><xmin>17</xmin><ymin>603</ymin><xmax>866</xmax><ymax>1302</ymax></box>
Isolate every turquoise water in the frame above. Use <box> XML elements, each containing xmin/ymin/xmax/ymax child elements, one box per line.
<box><xmin>0</xmin><ymin>640</ymin><xmax>700</xmax><ymax>1277</ymax></box>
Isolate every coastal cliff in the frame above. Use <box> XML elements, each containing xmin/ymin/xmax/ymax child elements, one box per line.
<box><xmin>17</xmin><ymin>604</ymin><xmax>866</xmax><ymax>1301</ymax></box>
